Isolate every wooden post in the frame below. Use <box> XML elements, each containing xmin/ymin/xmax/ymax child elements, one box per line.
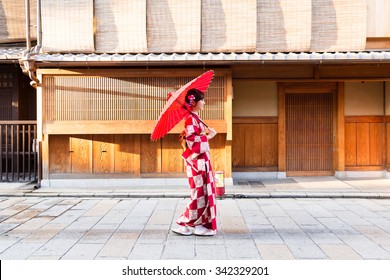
<box><xmin>337</xmin><ymin>82</ymin><xmax>345</xmax><ymax>172</ymax></box>
<box><xmin>278</xmin><ymin>84</ymin><xmax>286</xmax><ymax>172</ymax></box>
<box><xmin>225</xmin><ymin>71</ymin><xmax>233</xmax><ymax>178</ymax></box>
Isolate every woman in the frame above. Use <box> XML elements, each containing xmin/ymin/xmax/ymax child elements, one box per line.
<box><xmin>172</xmin><ymin>88</ymin><xmax>218</xmax><ymax>236</ymax></box>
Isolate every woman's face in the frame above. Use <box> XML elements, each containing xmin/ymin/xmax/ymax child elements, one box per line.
<box><xmin>193</xmin><ymin>98</ymin><xmax>205</xmax><ymax>112</ymax></box>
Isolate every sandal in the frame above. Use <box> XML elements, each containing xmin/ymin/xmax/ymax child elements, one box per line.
<box><xmin>172</xmin><ymin>225</ymin><xmax>193</xmax><ymax>236</ymax></box>
<box><xmin>193</xmin><ymin>225</ymin><xmax>215</xmax><ymax>236</ymax></box>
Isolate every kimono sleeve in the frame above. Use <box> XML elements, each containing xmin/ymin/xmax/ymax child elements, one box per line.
<box><xmin>184</xmin><ymin>115</ymin><xmax>210</xmax><ymax>158</ymax></box>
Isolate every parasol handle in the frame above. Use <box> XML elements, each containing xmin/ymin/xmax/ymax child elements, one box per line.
<box><xmin>183</xmin><ymin>106</ymin><xmax>208</xmax><ymax>128</ymax></box>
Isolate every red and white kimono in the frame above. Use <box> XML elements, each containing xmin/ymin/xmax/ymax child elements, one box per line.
<box><xmin>176</xmin><ymin>113</ymin><xmax>217</xmax><ymax>231</ymax></box>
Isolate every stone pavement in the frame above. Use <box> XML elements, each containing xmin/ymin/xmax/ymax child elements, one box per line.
<box><xmin>0</xmin><ymin>176</ymin><xmax>389</xmax><ymax>198</ymax></box>
<box><xmin>0</xmin><ymin>176</ymin><xmax>389</xmax><ymax>260</ymax></box>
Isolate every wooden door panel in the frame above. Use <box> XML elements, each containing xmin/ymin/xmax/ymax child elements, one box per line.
<box><xmin>93</xmin><ymin>135</ymin><xmax>115</xmax><ymax>173</ymax></box>
<box><xmin>369</xmin><ymin>123</ymin><xmax>384</xmax><ymax>166</ymax></box>
<box><xmin>232</xmin><ymin>124</ymin><xmax>245</xmax><ymax>167</ymax></box>
<box><xmin>356</xmin><ymin>123</ymin><xmax>370</xmax><ymax>165</ymax></box>
<box><xmin>286</xmin><ymin>92</ymin><xmax>334</xmax><ymax>174</ymax></box>
<box><xmin>244</xmin><ymin>124</ymin><xmax>262</xmax><ymax>166</ymax></box>
<box><xmin>140</xmin><ymin>135</ymin><xmax>161</xmax><ymax>173</ymax></box>
<box><xmin>161</xmin><ymin>134</ymin><xmax>185</xmax><ymax>173</ymax></box>
<box><xmin>49</xmin><ymin>135</ymin><xmax>71</xmax><ymax>173</ymax></box>
<box><xmin>345</xmin><ymin>123</ymin><xmax>357</xmax><ymax>165</ymax></box>
<box><xmin>261</xmin><ymin>124</ymin><xmax>278</xmax><ymax>166</ymax></box>
<box><xmin>70</xmin><ymin>135</ymin><xmax>92</xmax><ymax>173</ymax></box>
<box><xmin>114</xmin><ymin>134</ymin><xmax>140</xmax><ymax>174</ymax></box>
<box><xmin>209</xmin><ymin>133</ymin><xmax>227</xmax><ymax>172</ymax></box>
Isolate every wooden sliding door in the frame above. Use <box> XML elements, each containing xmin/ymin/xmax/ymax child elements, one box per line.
<box><xmin>282</xmin><ymin>84</ymin><xmax>336</xmax><ymax>176</ymax></box>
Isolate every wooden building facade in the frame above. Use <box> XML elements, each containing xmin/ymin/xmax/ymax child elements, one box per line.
<box><xmin>1</xmin><ymin>0</ymin><xmax>390</xmax><ymax>186</ymax></box>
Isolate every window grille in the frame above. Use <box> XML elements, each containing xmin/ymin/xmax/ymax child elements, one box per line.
<box><xmin>44</xmin><ymin>76</ymin><xmax>225</xmax><ymax>122</ymax></box>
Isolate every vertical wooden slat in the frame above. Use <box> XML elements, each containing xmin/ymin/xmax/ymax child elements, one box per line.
<box><xmin>262</xmin><ymin>123</ymin><xmax>278</xmax><ymax>166</ymax></box>
<box><xmin>16</xmin><ymin>125</ymin><xmax>19</xmax><ymax>180</ymax></box>
<box><xmin>369</xmin><ymin>123</ymin><xmax>383</xmax><ymax>166</ymax></box>
<box><xmin>244</xmin><ymin>123</ymin><xmax>262</xmax><ymax>166</ymax></box>
<box><xmin>33</xmin><ymin>125</ymin><xmax>37</xmax><ymax>180</ymax></box>
<box><xmin>10</xmin><ymin>125</ymin><xmax>13</xmax><ymax>179</ymax></box>
<box><xmin>0</xmin><ymin>125</ymin><xmax>2</xmax><ymax>180</ymax></box>
<box><xmin>356</xmin><ymin>123</ymin><xmax>370</xmax><ymax>165</ymax></box>
<box><xmin>22</xmin><ymin>125</ymin><xmax>25</xmax><ymax>180</ymax></box>
<box><xmin>387</xmin><ymin>122</ymin><xmax>390</xmax><ymax>168</ymax></box>
<box><xmin>232</xmin><ymin>124</ymin><xmax>245</xmax><ymax>167</ymax></box>
<box><xmin>27</xmin><ymin>124</ymin><xmax>31</xmax><ymax>179</ymax></box>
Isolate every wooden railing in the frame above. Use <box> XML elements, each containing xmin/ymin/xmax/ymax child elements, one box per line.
<box><xmin>0</xmin><ymin>121</ymin><xmax>37</xmax><ymax>182</ymax></box>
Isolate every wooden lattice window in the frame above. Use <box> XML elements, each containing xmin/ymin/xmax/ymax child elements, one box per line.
<box><xmin>44</xmin><ymin>76</ymin><xmax>225</xmax><ymax>122</ymax></box>
<box><xmin>0</xmin><ymin>72</ymin><xmax>13</xmax><ymax>88</ymax></box>
<box><xmin>0</xmin><ymin>72</ymin><xmax>13</xmax><ymax>120</ymax></box>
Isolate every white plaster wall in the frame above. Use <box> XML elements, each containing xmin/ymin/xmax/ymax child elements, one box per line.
<box><xmin>232</xmin><ymin>81</ymin><xmax>278</xmax><ymax>116</ymax></box>
<box><xmin>344</xmin><ymin>82</ymin><xmax>384</xmax><ymax>116</ymax></box>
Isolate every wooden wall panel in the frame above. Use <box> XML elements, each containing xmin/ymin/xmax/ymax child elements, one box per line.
<box><xmin>114</xmin><ymin>134</ymin><xmax>140</xmax><ymax>175</ymax></box>
<box><xmin>161</xmin><ymin>134</ymin><xmax>185</xmax><ymax>173</ymax></box>
<box><xmin>49</xmin><ymin>133</ymin><xmax>229</xmax><ymax>176</ymax></box>
<box><xmin>244</xmin><ymin>124</ymin><xmax>262</xmax><ymax>166</ymax></box>
<box><xmin>369</xmin><ymin>123</ymin><xmax>384</xmax><ymax>166</ymax></box>
<box><xmin>49</xmin><ymin>135</ymin><xmax>71</xmax><ymax>173</ymax></box>
<box><xmin>140</xmin><ymin>135</ymin><xmax>161</xmax><ymax>173</ymax></box>
<box><xmin>345</xmin><ymin>116</ymin><xmax>385</xmax><ymax>169</ymax></box>
<box><xmin>209</xmin><ymin>134</ymin><xmax>227</xmax><ymax>172</ymax></box>
<box><xmin>70</xmin><ymin>135</ymin><xmax>92</xmax><ymax>173</ymax></box>
<box><xmin>344</xmin><ymin>123</ymin><xmax>357</xmax><ymax>165</ymax></box>
<box><xmin>356</xmin><ymin>123</ymin><xmax>370</xmax><ymax>165</ymax></box>
<box><xmin>232</xmin><ymin>117</ymin><xmax>278</xmax><ymax>170</ymax></box>
<box><xmin>262</xmin><ymin>124</ymin><xmax>278</xmax><ymax>167</ymax></box>
<box><xmin>387</xmin><ymin>123</ymin><xmax>390</xmax><ymax>169</ymax></box>
<box><xmin>232</xmin><ymin>124</ymin><xmax>245</xmax><ymax>167</ymax></box>
<box><xmin>92</xmin><ymin>135</ymin><xmax>115</xmax><ymax>173</ymax></box>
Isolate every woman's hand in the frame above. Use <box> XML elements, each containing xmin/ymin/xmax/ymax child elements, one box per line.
<box><xmin>207</xmin><ymin>128</ymin><xmax>217</xmax><ymax>140</ymax></box>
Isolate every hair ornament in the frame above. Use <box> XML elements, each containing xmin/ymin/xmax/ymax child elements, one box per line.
<box><xmin>187</xmin><ymin>94</ymin><xmax>195</xmax><ymax>105</ymax></box>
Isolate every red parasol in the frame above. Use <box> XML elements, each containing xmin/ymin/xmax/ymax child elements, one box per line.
<box><xmin>150</xmin><ymin>70</ymin><xmax>214</xmax><ymax>141</ymax></box>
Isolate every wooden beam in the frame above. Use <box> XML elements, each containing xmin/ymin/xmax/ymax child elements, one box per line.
<box><xmin>225</xmin><ymin>71</ymin><xmax>233</xmax><ymax>177</ymax></box>
<box><xmin>233</xmin><ymin>117</ymin><xmax>278</xmax><ymax>124</ymax></box>
<box><xmin>43</xmin><ymin>120</ymin><xmax>228</xmax><ymax>135</ymax></box>
<box><xmin>345</xmin><ymin>166</ymin><xmax>384</xmax><ymax>171</ymax></box>
<box><xmin>277</xmin><ymin>84</ymin><xmax>286</xmax><ymax>172</ymax></box>
<box><xmin>345</xmin><ymin>116</ymin><xmax>385</xmax><ymax>123</ymax></box>
<box><xmin>337</xmin><ymin>82</ymin><xmax>345</xmax><ymax>171</ymax></box>
<box><xmin>366</xmin><ymin>37</ymin><xmax>390</xmax><ymax>50</ymax></box>
<box><xmin>36</xmin><ymin>73</ymin><xmax>43</xmax><ymax>141</ymax></box>
<box><xmin>226</xmin><ymin>72</ymin><xmax>233</xmax><ymax>141</ymax></box>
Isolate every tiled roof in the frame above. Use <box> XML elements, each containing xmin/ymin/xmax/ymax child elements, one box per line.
<box><xmin>32</xmin><ymin>51</ymin><xmax>390</xmax><ymax>64</ymax></box>
<box><xmin>2</xmin><ymin>47</ymin><xmax>390</xmax><ymax>63</ymax></box>
<box><xmin>0</xmin><ymin>47</ymin><xmax>25</xmax><ymax>60</ymax></box>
